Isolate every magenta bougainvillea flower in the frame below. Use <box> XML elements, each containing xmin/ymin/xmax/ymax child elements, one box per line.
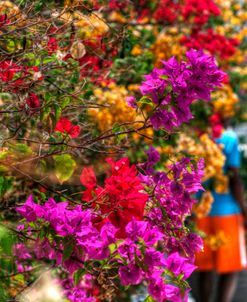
<box><xmin>132</xmin><ymin>49</ymin><xmax>225</xmax><ymax>131</ymax></box>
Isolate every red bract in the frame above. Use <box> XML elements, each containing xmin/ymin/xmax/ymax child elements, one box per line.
<box><xmin>137</xmin><ymin>8</ymin><xmax>150</xmax><ymax>22</ymax></box>
<box><xmin>80</xmin><ymin>166</ymin><xmax>96</xmax><ymax>188</ymax></box>
<box><xmin>212</xmin><ymin>124</ymin><xmax>224</xmax><ymax>139</ymax></box>
<box><xmin>26</xmin><ymin>93</ymin><xmax>41</xmax><ymax>109</ymax></box>
<box><xmin>0</xmin><ymin>60</ymin><xmax>22</xmax><ymax>82</ymax></box>
<box><xmin>182</xmin><ymin>0</ymin><xmax>221</xmax><ymax>25</ymax></box>
<box><xmin>181</xmin><ymin>29</ymin><xmax>239</xmax><ymax>60</ymax></box>
<box><xmin>0</xmin><ymin>14</ymin><xmax>10</xmax><ymax>28</ymax></box>
<box><xmin>77</xmin><ymin>39</ymin><xmax>115</xmax><ymax>82</ymax></box>
<box><xmin>108</xmin><ymin>0</ymin><xmax>128</xmax><ymax>9</ymax></box>
<box><xmin>55</xmin><ymin>117</ymin><xmax>81</xmax><ymax>138</ymax></box>
<box><xmin>28</xmin><ymin>66</ymin><xmax>44</xmax><ymax>81</ymax></box>
<box><xmin>209</xmin><ymin>113</ymin><xmax>223</xmax><ymax>139</ymax></box>
<box><xmin>81</xmin><ymin>158</ymin><xmax>148</xmax><ymax>238</ymax></box>
<box><xmin>0</xmin><ymin>61</ymin><xmax>43</xmax><ymax>91</ymax></box>
<box><xmin>47</xmin><ymin>37</ymin><xmax>58</xmax><ymax>55</ymax></box>
<box><xmin>222</xmin><ymin>73</ymin><xmax>229</xmax><ymax>84</ymax></box>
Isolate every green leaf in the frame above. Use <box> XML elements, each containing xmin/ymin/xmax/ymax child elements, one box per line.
<box><xmin>0</xmin><ymin>176</ymin><xmax>13</xmax><ymax>197</ymax></box>
<box><xmin>0</xmin><ymin>151</ymin><xmax>8</xmax><ymax>160</ymax></box>
<box><xmin>0</xmin><ymin>286</ymin><xmax>8</xmax><ymax>301</ymax></box>
<box><xmin>83</xmin><ymin>90</ymin><xmax>93</xmax><ymax>99</ymax></box>
<box><xmin>23</xmin><ymin>52</ymin><xmax>40</xmax><ymax>66</ymax></box>
<box><xmin>14</xmin><ymin>274</ymin><xmax>25</xmax><ymax>284</ymax></box>
<box><xmin>70</xmin><ymin>70</ymin><xmax>80</xmax><ymax>84</ymax></box>
<box><xmin>5</xmin><ymin>38</ymin><xmax>17</xmax><ymax>53</ymax></box>
<box><xmin>0</xmin><ymin>225</ymin><xmax>16</xmax><ymax>255</ymax></box>
<box><xmin>73</xmin><ymin>268</ymin><xmax>86</xmax><ymax>285</ymax></box>
<box><xmin>112</xmin><ymin>123</ymin><xmax>122</xmax><ymax>134</ymax></box>
<box><xmin>163</xmin><ymin>84</ymin><xmax>172</xmax><ymax>95</ymax></box>
<box><xmin>61</xmin><ymin>96</ymin><xmax>71</xmax><ymax>109</ymax></box>
<box><xmin>43</xmin><ymin>92</ymin><xmax>53</xmax><ymax>101</ymax></box>
<box><xmin>143</xmin><ymin>296</ymin><xmax>156</xmax><ymax>302</ymax></box>
<box><xmin>10</xmin><ymin>144</ymin><xmax>32</xmax><ymax>157</ymax></box>
<box><xmin>53</xmin><ymin>154</ymin><xmax>76</xmax><ymax>184</ymax></box>
<box><xmin>63</xmin><ymin>240</ymin><xmax>74</xmax><ymax>261</ymax></box>
<box><xmin>112</xmin><ymin>123</ymin><xmax>126</xmax><ymax>143</ymax></box>
<box><xmin>54</xmin><ymin>104</ymin><xmax>62</xmax><ymax>124</ymax></box>
<box><xmin>43</xmin><ymin>54</ymin><xmax>57</xmax><ymax>64</ymax></box>
<box><xmin>40</xmin><ymin>105</ymin><xmax>52</xmax><ymax>123</ymax></box>
<box><xmin>139</xmin><ymin>96</ymin><xmax>154</xmax><ymax>108</ymax></box>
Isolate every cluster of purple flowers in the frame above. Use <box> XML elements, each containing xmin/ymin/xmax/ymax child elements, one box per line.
<box><xmin>117</xmin><ymin>220</ymin><xmax>196</xmax><ymax>302</ymax></box>
<box><xmin>140</xmin><ymin>147</ymin><xmax>203</xmax><ymax>259</ymax></box>
<box><xmin>61</xmin><ymin>275</ymin><xmax>97</xmax><ymax>302</ymax></box>
<box><xmin>129</xmin><ymin>49</ymin><xmax>225</xmax><ymax>131</ymax></box>
<box><xmin>16</xmin><ymin>197</ymin><xmax>117</xmax><ymax>268</ymax></box>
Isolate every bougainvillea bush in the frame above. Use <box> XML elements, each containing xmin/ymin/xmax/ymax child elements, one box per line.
<box><xmin>0</xmin><ymin>0</ymin><xmax>246</xmax><ymax>301</ymax></box>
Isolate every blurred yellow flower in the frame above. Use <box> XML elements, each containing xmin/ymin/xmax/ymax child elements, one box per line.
<box><xmin>205</xmin><ymin>230</ymin><xmax>228</xmax><ymax>250</ymax></box>
<box><xmin>131</xmin><ymin>45</ymin><xmax>142</xmax><ymax>56</ymax></box>
<box><xmin>89</xmin><ymin>84</ymin><xmax>136</xmax><ymax>132</ymax></box>
<box><xmin>212</xmin><ymin>84</ymin><xmax>239</xmax><ymax>118</ymax></box>
<box><xmin>193</xmin><ymin>191</ymin><xmax>214</xmax><ymax>218</ymax></box>
<box><xmin>151</xmin><ymin>30</ymin><xmax>185</xmax><ymax>67</ymax></box>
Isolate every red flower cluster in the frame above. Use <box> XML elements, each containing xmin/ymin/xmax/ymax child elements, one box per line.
<box><xmin>0</xmin><ymin>61</ymin><xmax>21</xmax><ymax>83</ymax></box>
<box><xmin>181</xmin><ymin>29</ymin><xmax>239</xmax><ymax>59</ymax></box>
<box><xmin>182</xmin><ymin>0</ymin><xmax>220</xmax><ymax>25</ymax></box>
<box><xmin>26</xmin><ymin>93</ymin><xmax>41</xmax><ymax>109</ymax></box>
<box><xmin>108</xmin><ymin>0</ymin><xmax>128</xmax><ymax>9</ymax></box>
<box><xmin>55</xmin><ymin>117</ymin><xmax>81</xmax><ymax>138</ymax></box>
<box><xmin>0</xmin><ymin>61</ymin><xmax>43</xmax><ymax>91</ymax></box>
<box><xmin>153</xmin><ymin>0</ymin><xmax>180</xmax><ymax>23</ymax></box>
<box><xmin>80</xmin><ymin>158</ymin><xmax>148</xmax><ymax>238</ymax></box>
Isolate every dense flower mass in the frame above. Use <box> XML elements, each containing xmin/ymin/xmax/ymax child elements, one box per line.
<box><xmin>2</xmin><ymin>0</ymin><xmax>246</xmax><ymax>300</ymax></box>
<box><xmin>61</xmin><ymin>276</ymin><xmax>97</xmax><ymax>302</ymax></box>
<box><xmin>182</xmin><ymin>0</ymin><xmax>221</xmax><ymax>25</ymax></box>
<box><xmin>0</xmin><ymin>61</ymin><xmax>43</xmax><ymax>91</ymax></box>
<box><xmin>89</xmin><ymin>84</ymin><xmax>136</xmax><ymax>131</ymax></box>
<box><xmin>211</xmin><ymin>84</ymin><xmax>239</xmax><ymax>118</ymax></box>
<box><xmin>181</xmin><ymin>29</ymin><xmax>239</xmax><ymax>60</ymax></box>
<box><xmin>15</xmin><ymin>150</ymin><xmax>205</xmax><ymax>301</ymax></box>
<box><xmin>153</xmin><ymin>0</ymin><xmax>180</xmax><ymax>23</ymax></box>
<box><xmin>136</xmin><ymin>49</ymin><xmax>225</xmax><ymax>131</ymax></box>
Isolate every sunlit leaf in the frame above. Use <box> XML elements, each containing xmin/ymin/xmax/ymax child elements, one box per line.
<box><xmin>53</xmin><ymin>154</ymin><xmax>76</xmax><ymax>184</ymax></box>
